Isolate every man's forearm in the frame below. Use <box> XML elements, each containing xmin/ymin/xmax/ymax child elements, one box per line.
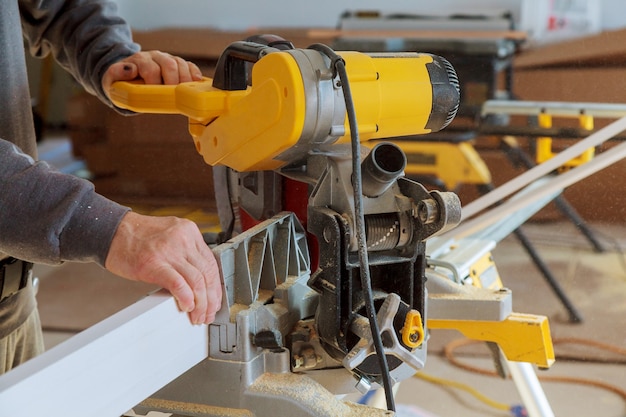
<box><xmin>0</xmin><ymin>139</ymin><xmax>129</xmax><ymax>265</ymax></box>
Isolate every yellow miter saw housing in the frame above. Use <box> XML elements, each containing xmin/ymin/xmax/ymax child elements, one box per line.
<box><xmin>110</xmin><ymin>39</ymin><xmax>459</xmax><ymax>172</ymax></box>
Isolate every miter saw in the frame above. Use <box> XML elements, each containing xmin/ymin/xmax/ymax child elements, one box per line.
<box><xmin>108</xmin><ymin>35</ymin><xmax>554</xmax><ymax>417</ymax></box>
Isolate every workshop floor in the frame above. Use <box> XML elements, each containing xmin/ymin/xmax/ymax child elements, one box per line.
<box><xmin>33</xmin><ymin>137</ymin><xmax>626</xmax><ymax>417</ymax></box>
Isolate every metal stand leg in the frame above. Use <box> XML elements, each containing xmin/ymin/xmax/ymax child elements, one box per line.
<box><xmin>551</xmin><ymin>191</ymin><xmax>605</xmax><ymax>253</ymax></box>
<box><xmin>500</xmin><ymin>138</ymin><xmax>606</xmax><ymax>253</ymax></box>
<box><xmin>512</xmin><ymin>228</ymin><xmax>583</xmax><ymax>323</ymax></box>
<box><xmin>477</xmin><ymin>182</ymin><xmax>584</xmax><ymax>323</ymax></box>
<box><xmin>507</xmin><ymin>361</ymin><xmax>555</xmax><ymax>417</ymax></box>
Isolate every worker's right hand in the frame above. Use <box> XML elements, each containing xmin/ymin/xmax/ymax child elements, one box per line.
<box><xmin>104</xmin><ymin>211</ymin><xmax>222</xmax><ymax>325</ymax></box>
<box><xmin>102</xmin><ymin>50</ymin><xmax>203</xmax><ymax>99</ymax></box>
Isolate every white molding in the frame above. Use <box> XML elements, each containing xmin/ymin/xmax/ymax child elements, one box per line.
<box><xmin>0</xmin><ymin>290</ymin><xmax>208</xmax><ymax>417</ymax></box>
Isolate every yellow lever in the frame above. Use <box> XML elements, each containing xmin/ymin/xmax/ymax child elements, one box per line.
<box><xmin>402</xmin><ymin>310</ymin><xmax>425</xmax><ymax>349</ymax></box>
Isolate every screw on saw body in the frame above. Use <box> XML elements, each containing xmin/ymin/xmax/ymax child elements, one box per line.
<box><xmin>292</xmin><ymin>346</ymin><xmax>321</xmax><ymax>370</ymax></box>
<box><xmin>416</xmin><ymin>198</ymin><xmax>439</xmax><ymax>224</ymax></box>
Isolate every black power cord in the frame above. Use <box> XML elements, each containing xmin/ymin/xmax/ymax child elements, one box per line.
<box><xmin>309</xmin><ymin>43</ymin><xmax>396</xmax><ymax>412</ymax></box>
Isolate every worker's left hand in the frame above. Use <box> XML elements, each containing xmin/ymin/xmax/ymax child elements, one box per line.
<box><xmin>102</xmin><ymin>50</ymin><xmax>203</xmax><ymax>96</ymax></box>
<box><xmin>105</xmin><ymin>211</ymin><xmax>222</xmax><ymax>325</ymax></box>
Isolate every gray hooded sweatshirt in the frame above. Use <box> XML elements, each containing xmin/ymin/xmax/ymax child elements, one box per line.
<box><xmin>0</xmin><ymin>0</ymin><xmax>140</xmax><ymax>338</ymax></box>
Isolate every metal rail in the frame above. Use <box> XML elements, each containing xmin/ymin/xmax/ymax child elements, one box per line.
<box><xmin>482</xmin><ymin>100</ymin><xmax>626</xmax><ymax>118</ymax></box>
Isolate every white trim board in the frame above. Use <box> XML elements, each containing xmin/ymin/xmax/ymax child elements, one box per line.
<box><xmin>0</xmin><ymin>290</ymin><xmax>208</xmax><ymax>417</ymax></box>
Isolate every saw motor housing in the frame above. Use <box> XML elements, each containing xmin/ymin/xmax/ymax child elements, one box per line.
<box><xmin>109</xmin><ymin>39</ymin><xmax>460</xmax><ymax>173</ymax></box>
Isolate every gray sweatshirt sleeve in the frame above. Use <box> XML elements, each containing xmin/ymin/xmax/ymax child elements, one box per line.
<box><xmin>0</xmin><ymin>0</ymin><xmax>139</xmax><ymax>265</ymax></box>
<box><xmin>0</xmin><ymin>140</ymin><xmax>130</xmax><ymax>265</ymax></box>
<box><xmin>19</xmin><ymin>0</ymin><xmax>140</xmax><ymax>105</ymax></box>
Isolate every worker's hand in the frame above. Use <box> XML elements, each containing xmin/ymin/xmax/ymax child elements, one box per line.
<box><xmin>102</xmin><ymin>50</ymin><xmax>203</xmax><ymax>95</ymax></box>
<box><xmin>105</xmin><ymin>211</ymin><xmax>222</xmax><ymax>325</ymax></box>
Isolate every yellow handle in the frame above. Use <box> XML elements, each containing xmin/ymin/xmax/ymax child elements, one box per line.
<box><xmin>109</xmin><ymin>80</ymin><xmax>179</xmax><ymax>114</ymax></box>
<box><xmin>109</xmin><ymin>78</ymin><xmax>248</xmax><ymax>123</ymax></box>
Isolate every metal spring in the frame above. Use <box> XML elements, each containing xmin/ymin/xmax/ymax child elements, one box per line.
<box><xmin>365</xmin><ymin>213</ymin><xmax>401</xmax><ymax>251</ymax></box>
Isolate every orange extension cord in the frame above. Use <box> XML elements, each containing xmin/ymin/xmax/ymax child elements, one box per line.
<box><xmin>443</xmin><ymin>337</ymin><xmax>626</xmax><ymax>401</ymax></box>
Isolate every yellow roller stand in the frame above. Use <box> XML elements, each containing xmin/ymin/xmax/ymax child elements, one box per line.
<box><xmin>428</xmin><ymin>313</ymin><xmax>555</xmax><ymax>368</ymax></box>
<box><xmin>536</xmin><ymin>111</ymin><xmax>596</xmax><ymax>169</ymax></box>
